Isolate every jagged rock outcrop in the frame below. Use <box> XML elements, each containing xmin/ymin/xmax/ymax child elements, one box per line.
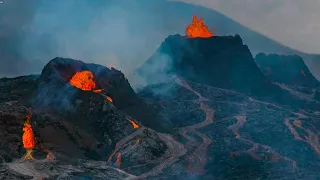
<box><xmin>255</xmin><ymin>53</ymin><xmax>319</xmax><ymax>88</ymax></box>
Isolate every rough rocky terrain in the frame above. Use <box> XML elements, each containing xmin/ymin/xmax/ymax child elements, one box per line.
<box><xmin>255</xmin><ymin>53</ymin><xmax>319</xmax><ymax>88</ymax></box>
<box><xmin>1</xmin><ymin>35</ymin><xmax>319</xmax><ymax>179</ymax></box>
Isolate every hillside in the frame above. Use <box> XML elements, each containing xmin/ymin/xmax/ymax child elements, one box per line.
<box><xmin>255</xmin><ymin>53</ymin><xmax>319</xmax><ymax>88</ymax></box>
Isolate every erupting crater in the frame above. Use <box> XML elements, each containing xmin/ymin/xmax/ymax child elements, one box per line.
<box><xmin>69</xmin><ymin>70</ymin><xmax>99</xmax><ymax>91</ymax></box>
<box><xmin>186</xmin><ymin>15</ymin><xmax>213</xmax><ymax>38</ymax></box>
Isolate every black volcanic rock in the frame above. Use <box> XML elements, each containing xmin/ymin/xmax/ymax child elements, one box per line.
<box><xmin>0</xmin><ymin>104</ymin><xmax>27</xmax><ymax>163</ymax></box>
<box><xmin>255</xmin><ymin>53</ymin><xmax>319</xmax><ymax>88</ymax></box>
<box><xmin>0</xmin><ymin>75</ymin><xmax>38</xmax><ymax>103</ymax></box>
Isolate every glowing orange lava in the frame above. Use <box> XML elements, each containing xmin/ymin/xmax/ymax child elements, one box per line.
<box><xmin>186</xmin><ymin>15</ymin><xmax>213</xmax><ymax>38</ymax></box>
<box><xmin>22</xmin><ymin>114</ymin><xmax>36</xmax><ymax>149</ymax></box>
<box><xmin>93</xmin><ymin>89</ymin><xmax>102</xmax><ymax>93</ymax></box>
<box><xmin>116</xmin><ymin>152</ymin><xmax>122</xmax><ymax>164</ymax></box>
<box><xmin>106</xmin><ymin>96</ymin><xmax>113</xmax><ymax>103</ymax></box>
<box><xmin>69</xmin><ymin>71</ymin><xmax>96</xmax><ymax>91</ymax></box>
<box><xmin>128</xmin><ymin>119</ymin><xmax>139</xmax><ymax>129</ymax></box>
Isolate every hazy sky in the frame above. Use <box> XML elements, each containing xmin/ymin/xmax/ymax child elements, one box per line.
<box><xmin>173</xmin><ymin>0</ymin><xmax>320</xmax><ymax>54</ymax></box>
<box><xmin>0</xmin><ymin>0</ymin><xmax>319</xmax><ymax>80</ymax></box>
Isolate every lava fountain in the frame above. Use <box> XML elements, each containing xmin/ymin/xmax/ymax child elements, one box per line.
<box><xmin>22</xmin><ymin>113</ymin><xmax>36</xmax><ymax>160</ymax></box>
<box><xmin>186</xmin><ymin>15</ymin><xmax>213</xmax><ymax>38</ymax></box>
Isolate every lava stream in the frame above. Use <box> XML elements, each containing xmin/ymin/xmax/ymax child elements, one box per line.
<box><xmin>175</xmin><ymin>76</ymin><xmax>215</xmax><ymax>175</ymax></box>
<box><xmin>228</xmin><ymin>115</ymin><xmax>297</xmax><ymax>168</ymax></box>
<box><xmin>108</xmin><ymin>128</ymin><xmax>145</xmax><ymax>162</ymax></box>
<box><xmin>285</xmin><ymin>118</ymin><xmax>320</xmax><ymax>155</ymax></box>
<box><xmin>139</xmin><ymin>133</ymin><xmax>186</xmax><ymax>179</ymax></box>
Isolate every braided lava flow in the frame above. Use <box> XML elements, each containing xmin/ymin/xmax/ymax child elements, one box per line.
<box><xmin>285</xmin><ymin>115</ymin><xmax>320</xmax><ymax>156</ymax></box>
<box><xmin>175</xmin><ymin>76</ymin><xmax>215</xmax><ymax>176</ymax></box>
<box><xmin>228</xmin><ymin>115</ymin><xmax>297</xmax><ymax>168</ymax></box>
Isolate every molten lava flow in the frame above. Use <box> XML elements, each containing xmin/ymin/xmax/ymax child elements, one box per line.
<box><xmin>186</xmin><ymin>15</ymin><xmax>213</xmax><ymax>38</ymax></box>
<box><xmin>128</xmin><ymin>119</ymin><xmax>139</xmax><ymax>129</ymax></box>
<box><xmin>69</xmin><ymin>71</ymin><xmax>96</xmax><ymax>91</ymax></box>
<box><xmin>22</xmin><ymin>113</ymin><xmax>36</xmax><ymax>159</ymax></box>
<box><xmin>106</xmin><ymin>96</ymin><xmax>113</xmax><ymax>103</ymax></box>
<box><xmin>116</xmin><ymin>152</ymin><xmax>122</xmax><ymax>164</ymax></box>
<box><xmin>93</xmin><ymin>89</ymin><xmax>102</xmax><ymax>93</ymax></box>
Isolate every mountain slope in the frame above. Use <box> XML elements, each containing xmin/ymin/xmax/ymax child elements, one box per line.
<box><xmin>138</xmin><ymin>76</ymin><xmax>320</xmax><ymax>179</ymax></box>
<box><xmin>255</xmin><ymin>53</ymin><xmax>319</xmax><ymax>88</ymax></box>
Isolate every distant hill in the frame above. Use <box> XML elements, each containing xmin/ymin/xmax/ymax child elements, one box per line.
<box><xmin>255</xmin><ymin>53</ymin><xmax>319</xmax><ymax>88</ymax></box>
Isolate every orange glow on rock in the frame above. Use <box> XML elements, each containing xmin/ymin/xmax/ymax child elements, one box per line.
<box><xmin>116</xmin><ymin>152</ymin><xmax>122</xmax><ymax>164</ymax></box>
<box><xmin>129</xmin><ymin>120</ymin><xmax>139</xmax><ymax>129</ymax></box>
<box><xmin>186</xmin><ymin>15</ymin><xmax>213</xmax><ymax>38</ymax></box>
<box><xmin>93</xmin><ymin>89</ymin><xmax>102</xmax><ymax>93</ymax></box>
<box><xmin>106</xmin><ymin>96</ymin><xmax>113</xmax><ymax>103</ymax></box>
<box><xmin>69</xmin><ymin>71</ymin><xmax>96</xmax><ymax>91</ymax></box>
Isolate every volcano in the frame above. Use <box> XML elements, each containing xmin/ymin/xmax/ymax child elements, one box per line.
<box><xmin>134</xmin><ymin>34</ymin><xmax>320</xmax><ymax>179</ymax></box>
<box><xmin>138</xmin><ymin>34</ymin><xmax>267</xmax><ymax>94</ymax></box>
<box><xmin>137</xmin><ymin>34</ymin><xmax>319</xmax><ymax>110</ymax></box>
<box><xmin>29</xmin><ymin>57</ymin><xmax>166</xmax><ymax>132</ymax></box>
<box><xmin>255</xmin><ymin>53</ymin><xmax>319</xmax><ymax>88</ymax></box>
<box><xmin>0</xmin><ymin>58</ymin><xmax>179</xmax><ymax>179</ymax></box>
